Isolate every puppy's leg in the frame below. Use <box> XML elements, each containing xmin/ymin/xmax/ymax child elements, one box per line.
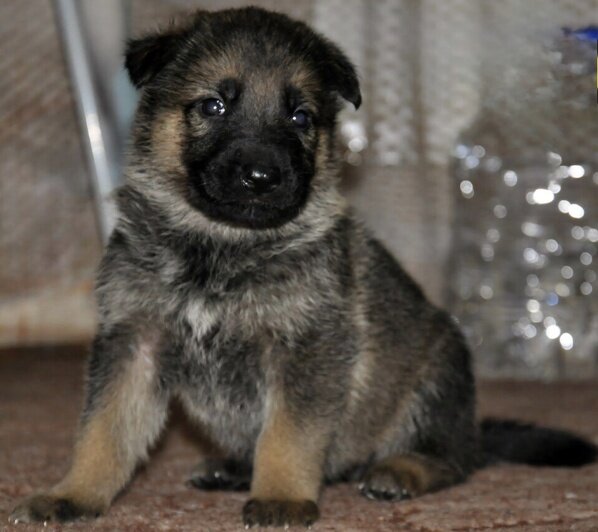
<box><xmin>10</xmin><ymin>330</ymin><xmax>169</xmax><ymax>524</ymax></box>
<box><xmin>359</xmin><ymin>452</ymin><xmax>463</xmax><ymax>501</ymax></box>
<box><xmin>242</xmin><ymin>394</ymin><xmax>326</xmax><ymax>528</ymax></box>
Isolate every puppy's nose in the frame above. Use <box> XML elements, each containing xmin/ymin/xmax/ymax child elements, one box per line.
<box><xmin>240</xmin><ymin>166</ymin><xmax>281</xmax><ymax>195</ymax></box>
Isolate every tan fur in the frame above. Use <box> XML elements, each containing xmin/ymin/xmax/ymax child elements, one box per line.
<box><xmin>150</xmin><ymin>108</ymin><xmax>186</xmax><ymax>171</ymax></box>
<box><xmin>50</xmin><ymin>336</ymin><xmax>167</xmax><ymax>510</ymax></box>
<box><xmin>246</xmin><ymin>71</ymin><xmax>284</xmax><ymax>103</ymax></box>
<box><xmin>251</xmin><ymin>392</ymin><xmax>326</xmax><ymax>502</ymax></box>
<box><xmin>372</xmin><ymin>453</ymin><xmax>459</xmax><ymax>495</ymax></box>
<box><xmin>289</xmin><ymin>65</ymin><xmax>322</xmax><ymax>109</ymax></box>
<box><xmin>50</xmin><ymin>412</ymin><xmax>122</xmax><ymax>510</ymax></box>
<box><xmin>184</xmin><ymin>50</ymin><xmax>239</xmax><ymax>98</ymax></box>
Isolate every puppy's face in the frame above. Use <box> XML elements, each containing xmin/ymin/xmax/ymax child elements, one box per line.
<box><xmin>182</xmin><ymin>68</ymin><xmax>322</xmax><ymax>229</ymax></box>
<box><xmin>125</xmin><ymin>8</ymin><xmax>360</xmax><ymax>230</ymax></box>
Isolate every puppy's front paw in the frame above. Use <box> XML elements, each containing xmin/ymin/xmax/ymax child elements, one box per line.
<box><xmin>9</xmin><ymin>494</ymin><xmax>102</xmax><ymax>524</ymax></box>
<box><xmin>242</xmin><ymin>498</ymin><xmax>319</xmax><ymax>528</ymax></box>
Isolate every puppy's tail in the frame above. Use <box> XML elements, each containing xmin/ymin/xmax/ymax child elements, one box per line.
<box><xmin>480</xmin><ymin>418</ymin><xmax>597</xmax><ymax>467</ymax></box>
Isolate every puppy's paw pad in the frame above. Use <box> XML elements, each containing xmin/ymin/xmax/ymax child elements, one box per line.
<box><xmin>9</xmin><ymin>494</ymin><xmax>100</xmax><ymax>524</ymax></box>
<box><xmin>242</xmin><ymin>498</ymin><xmax>319</xmax><ymax>527</ymax></box>
<box><xmin>359</xmin><ymin>468</ymin><xmax>413</xmax><ymax>502</ymax></box>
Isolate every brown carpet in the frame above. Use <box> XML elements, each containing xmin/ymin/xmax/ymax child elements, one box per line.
<box><xmin>1</xmin><ymin>347</ymin><xmax>597</xmax><ymax>531</ymax></box>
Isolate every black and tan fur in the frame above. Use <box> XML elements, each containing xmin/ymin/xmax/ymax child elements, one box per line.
<box><xmin>10</xmin><ymin>7</ymin><xmax>596</xmax><ymax>528</ymax></box>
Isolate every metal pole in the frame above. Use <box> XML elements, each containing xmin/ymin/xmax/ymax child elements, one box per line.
<box><xmin>53</xmin><ymin>0</ymin><xmax>124</xmax><ymax>243</ymax></box>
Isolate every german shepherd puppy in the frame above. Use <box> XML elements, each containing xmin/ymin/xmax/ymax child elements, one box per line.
<box><xmin>10</xmin><ymin>7</ymin><xmax>596</xmax><ymax>528</ymax></box>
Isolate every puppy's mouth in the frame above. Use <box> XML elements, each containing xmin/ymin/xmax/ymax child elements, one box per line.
<box><xmin>186</xmin><ymin>172</ymin><xmax>310</xmax><ymax>230</ymax></box>
<box><xmin>217</xmin><ymin>195</ymin><xmax>279</xmax><ymax>207</ymax></box>
<box><xmin>197</xmin><ymin>175</ymin><xmax>296</xmax><ymax>208</ymax></box>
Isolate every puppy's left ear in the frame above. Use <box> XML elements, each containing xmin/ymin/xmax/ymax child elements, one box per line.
<box><xmin>320</xmin><ymin>41</ymin><xmax>362</xmax><ymax>110</ymax></box>
<box><xmin>125</xmin><ymin>26</ymin><xmax>189</xmax><ymax>88</ymax></box>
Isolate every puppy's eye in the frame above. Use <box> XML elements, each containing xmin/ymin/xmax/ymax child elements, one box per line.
<box><xmin>200</xmin><ymin>98</ymin><xmax>226</xmax><ymax>117</ymax></box>
<box><xmin>291</xmin><ymin>110</ymin><xmax>310</xmax><ymax>129</ymax></box>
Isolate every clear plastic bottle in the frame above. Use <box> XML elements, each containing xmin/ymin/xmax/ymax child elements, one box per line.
<box><xmin>449</xmin><ymin>27</ymin><xmax>598</xmax><ymax>379</ymax></box>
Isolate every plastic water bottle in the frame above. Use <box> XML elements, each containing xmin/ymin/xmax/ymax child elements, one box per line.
<box><xmin>449</xmin><ymin>27</ymin><xmax>598</xmax><ymax>378</ymax></box>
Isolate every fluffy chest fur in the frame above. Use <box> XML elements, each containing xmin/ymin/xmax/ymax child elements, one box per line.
<box><xmin>131</xmin><ymin>222</ymin><xmax>351</xmax><ymax>457</ymax></box>
<box><xmin>171</xmin><ymin>293</ymin><xmax>268</xmax><ymax>457</ymax></box>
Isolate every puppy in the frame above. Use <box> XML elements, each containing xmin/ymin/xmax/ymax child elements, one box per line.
<box><xmin>10</xmin><ymin>7</ymin><xmax>596</xmax><ymax>528</ymax></box>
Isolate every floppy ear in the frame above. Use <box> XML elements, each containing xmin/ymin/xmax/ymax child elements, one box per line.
<box><xmin>320</xmin><ymin>42</ymin><xmax>362</xmax><ymax>110</ymax></box>
<box><xmin>125</xmin><ymin>29</ymin><xmax>187</xmax><ymax>88</ymax></box>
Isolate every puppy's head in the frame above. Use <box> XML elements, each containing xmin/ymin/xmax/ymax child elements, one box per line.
<box><xmin>125</xmin><ymin>7</ymin><xmax>360</xmax><ymax>231</ymax></box>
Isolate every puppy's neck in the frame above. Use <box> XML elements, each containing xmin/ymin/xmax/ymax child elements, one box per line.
<box><xmin>114</xmin><ymin>183</ymin><xmax>347</xmax><ymax>259</ymax></box>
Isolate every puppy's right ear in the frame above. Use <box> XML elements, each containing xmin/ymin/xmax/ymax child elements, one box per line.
<box><xmin>125</xmin><ymin>29</ymin><xmax>187</xmax><ymax>88</ymax></box>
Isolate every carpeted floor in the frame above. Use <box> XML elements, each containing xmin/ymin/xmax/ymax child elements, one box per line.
<box><xmin>1</xmin><ymin>347</ymin><xmax>597</xmax><ymax>531</ymax></box>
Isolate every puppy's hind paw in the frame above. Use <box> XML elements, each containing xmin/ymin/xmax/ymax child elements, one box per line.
<box><xmin>9</xmin><ymin>494</ymin><xmax>102</xmax><ymax>524</ymax></box>
<box><xmin>358</xmin><ymin>467</ymin><xmax>412</xmax><ymax>502</ymax></box>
